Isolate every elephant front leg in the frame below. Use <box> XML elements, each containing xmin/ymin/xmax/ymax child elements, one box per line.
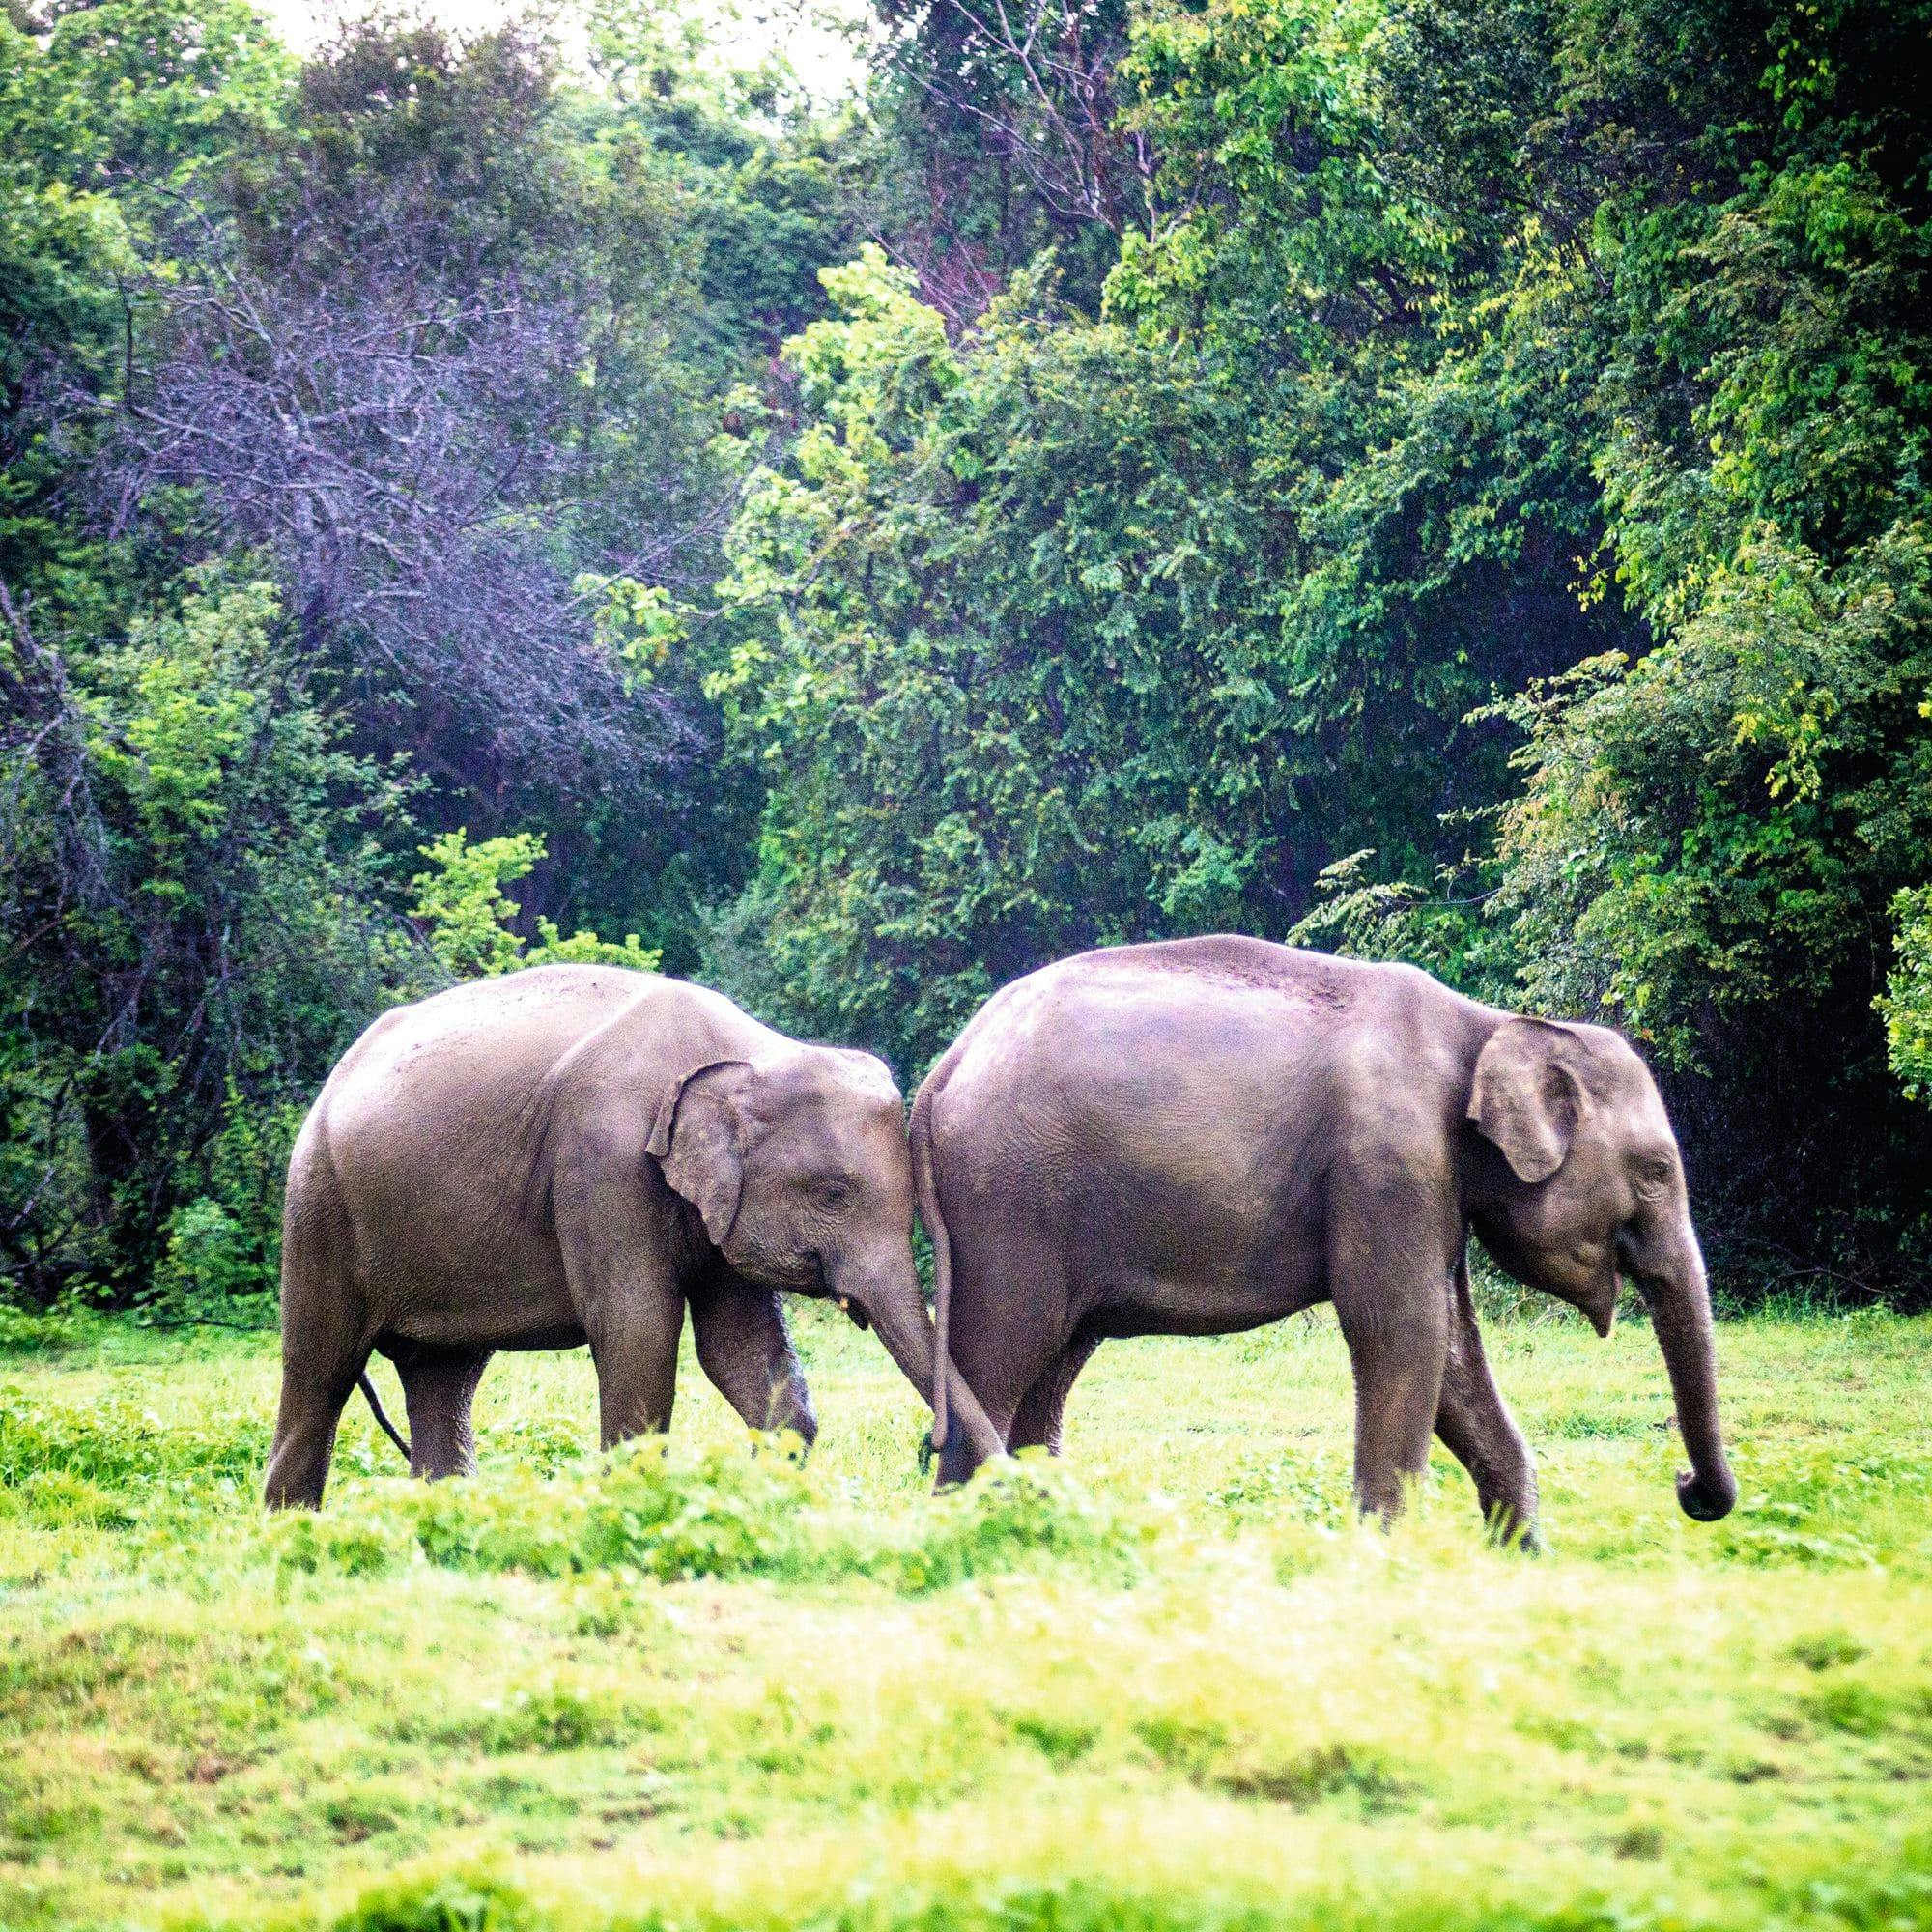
<box><xmin>689</xmin><ymin>1264</ymin><xmax>817</xmax><ymax>1447</ymax></box>
<box><xmin>1329</xmin><ymin>1184</ymin><xmax>1452</xmax><ymax>1523</ymax></box>
<box><xmin>1435</xmin><ymin>1249</ymin><xmax>1540</xmax><ymax>1548</ymax></box>
<box><xmin>554</xmin><ymin>1174</ymin><xmax>688</xmax><ymax>1448</ymax></box>
<box><xmin>585</xmin><ymin>1283</ymin><xmax>686</xmax><ymax>1445</ymax></box>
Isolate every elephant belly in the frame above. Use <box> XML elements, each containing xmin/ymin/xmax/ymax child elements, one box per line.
<box><xmin>1069</xmin><ymin>1090</ymin><xmax>1328</xmax><ymax>1336</ymax></box>
<box><xmin>1079</xmin><ymin>1235</ymin><xmax>1324</xmax><ymax>1339</ymax></box>
<box><xmin>473</xmin><ymin>1320</ymin><xmax>589</xmax><ymax>1353</ymax></box>
<box><xmin>366</xmin><ymin>1238</ymin><xmax>580</xmax><ymax>1350</ymax></box>
<box><xmin>330</xmin><ymin>1149</ymin><xmax>580</xmax><ymax>1349</ymax></box>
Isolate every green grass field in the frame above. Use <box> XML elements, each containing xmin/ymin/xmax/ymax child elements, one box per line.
<box><xmin>1</xmin><ymin>1301</ymin><xmax>1928</xmax><ymax>1932</ymax></box>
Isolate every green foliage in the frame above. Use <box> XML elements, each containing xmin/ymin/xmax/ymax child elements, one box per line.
<box><xmin>1492</xmin><ymin>529</ymin><xmax>1932</xmax><ymax>1060</ymax></box>
<box><xmin>707</xmin><ymin>252</ymin><xmax>1309</xmax><ymax>1067</ymax></box>
<box><xmin>703</xmin><ymin>0</ymin><xmax>1631</xmax><ymax>1079</ymax></box>
<box><xmin>700</xmin><ymin>0</ymin><xmax>1932</xmax><ymax>1296</ymax></box>
<box><xmin>31</xmin><ymin>0</ymin><xmax>291</xmax><ymax>189</ymax></box>
<box><xmin>153</xmin><ymin>1088</ymin><xmax>306</xmax><ymax>1321</ymax></box>
<box><xmin>331</xmin><ymin>1866</ymin><xmax>542</xmax><ymax>1932</ymax></box>
<box><xmin>1882</xmin><ymin>886</ymin><xmax>1932</xmax><ymax>1101</ymax></box>
<box><xmin>0</xmin><ymin>0</ymin><xmax>854</xmax><ymax>1309</ymax></box>
<box><xmin>410</xmin><ymin>832</ymin><xmax>552</xmax><ymax>980</ymax></box>
<box><xmin>581</xmin><ymin>575</ymin><xmax>689</xmax><ymax>693</ymax></box>
<box><xmin>265</xmin><ymin>1436</ymin><xmax>1149</xmax><ymax>1595</ymax></box>
<box><xmin>0</xmin><ymin>24</ymin><xmax>129</xmax><ymax>397</ymax></box>
<box><xmin>0</xmin><ymin>576</ymin><xmax>427</xmax><ymax>1303</ymax></box>
<box><xmin>0</xmin><ymin>0</ymin><xmax>289</xmax><ymax>604</ymax></box>
<box><xmin>5</xmin><ymin>0</ymin><xmax>1932</xmax><ymax>1316</ymax></box>
<box><xmin>409</xmin><ymin>832</ymin><xmax>663</xmax><ymax>980</ymax></box>
<box><xmin>580</xmin><ymin>1</ymin><xmax>855</xmax><ymax>370</ymax></box>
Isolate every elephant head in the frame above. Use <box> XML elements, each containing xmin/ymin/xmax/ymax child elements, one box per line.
<box><xmin>648</xmin><ymin>1047</ymin><xmax>1005</xmax><ymax>1462</ymax></box>
<box><xmin>1463</xmin><ymin>1017</ymin><xmax>1737</xmax><ymax>1522</ymax></box>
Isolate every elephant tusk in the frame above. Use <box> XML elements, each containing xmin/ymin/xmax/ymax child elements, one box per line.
<box><xmin>837</xmin><ymin>1296</ymin><xmax>850</xmax><ymax>1312</ymax></box>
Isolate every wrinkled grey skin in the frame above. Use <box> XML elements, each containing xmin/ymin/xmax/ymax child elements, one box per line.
<box><xmin>912</xmin><ymin>938</ymin><xmax>1736</xmax><ymax>1543</ymax></box>
<box><xmin>265</xmin><ymin>966</ymin><xmax>1004</xmax><ymax>1508</ymax></box>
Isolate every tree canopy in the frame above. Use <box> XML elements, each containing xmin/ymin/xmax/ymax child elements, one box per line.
<box><xmin>3</xmin><ymin>0</ymin><xmax>1928</xmax><ymax>1312</ymax></box>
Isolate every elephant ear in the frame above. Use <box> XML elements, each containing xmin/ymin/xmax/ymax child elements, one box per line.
<box><xmin>647</xmin><ymin>1059</ymin><xmax>754</xmax><ymax>1247</ymax></box>
<box><xmin>1467</xmin><ymin>1019</ymin><xmax>1583</xmax><ymax>1184</ymax></box>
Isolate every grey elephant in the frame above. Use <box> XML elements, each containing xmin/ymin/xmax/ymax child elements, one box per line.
<box><xmin>265</xmin><ymin>965</ymin><xmax>1004</xmax><ymax>1508</ymax></box>
<box><xmin>911</xmin><ymin>937</ymin><xmax>1736</xmax><ymax>1542</ymax></box>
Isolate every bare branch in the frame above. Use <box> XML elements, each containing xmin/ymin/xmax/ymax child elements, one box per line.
<box><xmin>71</xmin><ymin>172</ymin><xmax>708</xmax><ymax>807</ymax></box>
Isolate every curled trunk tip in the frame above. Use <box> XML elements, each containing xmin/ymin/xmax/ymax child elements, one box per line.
<box><xmin>1639</xmin><ymin>1237</ymin><xmax>1735</xmax><ymax>1524</ymax></box>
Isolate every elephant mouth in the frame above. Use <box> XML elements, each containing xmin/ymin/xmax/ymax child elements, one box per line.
<box><xmin>1570</xmin><ymin>1241</ymin><xmax>1632</xmax><ymax>1338</ymax></box>
<box><xmin>1558</xmin><ymin>1263</ymin><xmax>1620</xmax><ymax>1339</ymax></box>
<box><xmin>1593</xmin><ymin>1283</ymin><xmax>1619</xmax><ymax>1338</ymax></box>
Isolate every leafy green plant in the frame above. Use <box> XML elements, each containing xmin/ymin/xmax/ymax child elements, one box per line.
<box><xmin>1880</xmin><ymin>884</ymin><xmax>1932</xmax><ymax>1100</ymax></box>
<box><xmin>260</xmin><ymin>1437</ymin><xmax>1152</xmax><ymax>1596</ymax></box>
<box><xmin>1</xmin><ymin>573</ymin><xmax>434</xmax><ymax>1307</ymax></box>
<box><xmin>409</xmin><ymin>831</ymin><xmax>662</xmax><ymax>980</ymax></box>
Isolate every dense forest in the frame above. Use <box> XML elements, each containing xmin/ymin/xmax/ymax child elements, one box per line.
<box><xmin>2</xmin><ymin>0</ymin><xmax>1928</xmax><ymax>1320</ymax></box>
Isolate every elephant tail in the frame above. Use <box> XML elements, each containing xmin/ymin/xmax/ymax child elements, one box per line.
<box><xmin>908</xmin><ymin>1078</ymin><xmax>952</xmax><ymax>1455</ymax></box>
<box><xmin>358</xmin><ymin>1372</ymin><xmax>411</xmax><ymax>1463</ymax></box>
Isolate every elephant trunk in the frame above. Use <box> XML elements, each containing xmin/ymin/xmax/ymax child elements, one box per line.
<box><xmin>838</xmin><ymin>1252</ymin><xmax>1005</xmax><ymax>1472</ymax></box>
<box><xmin>1634</xmin><ymin>1223</ymin><xmax>1736</xmax><ymax>1522</ymax></box>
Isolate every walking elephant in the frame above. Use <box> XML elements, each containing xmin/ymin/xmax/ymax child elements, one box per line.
<box><xmin>265</xmin><ymin>965</ymin><xmax>1004</xmax><ymax>1507</ymax></box>
<box><xmin>911</xmin><ymin>937</ymin><xmax>1736</xmax><ymax>1543</ymax></box>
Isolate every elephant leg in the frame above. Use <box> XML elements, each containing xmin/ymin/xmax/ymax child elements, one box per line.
<box><xmin>935</xmin><ymin>1223</ymin><xmax>1071</xmax><ymax>1487</ymax></box>
<box><xmin>1435</xmin><ymin>1251</ymin><xmax>1540</xmax><ymax>1548</ymax></box>
<box><xmin>689</xmin><ymin>1264</ymin><xmax>816</xmax><ymax>1446</ymax></box>
<box><xmin>393</xmin><ymin>1345</ymin><xmax>493</xmax><ymax>1481</ymax></box>
<box><xmin>554</xmin><ymin>1183</ymin><xmax>687</xmax><ymax>1449</ymax></box>
<box><xmin>1008</xmin><ymin>1331</ymin><xmax>1099</xmax><ymax>1456</ymax></box>
<box><xmin>1330</xmin><ymin>1186</ymin><xmax>1453</xmax><ymax>1523</ymax></box>
<box><xmin>263</xmin><ymin>1212</ymin><xmax>370</xmax><ymax>1511</ymax></box>
<box><xmin>265</xmin><ymin>1349</ymin><xmax>366</xmax><ymax>1511</ymax></box>
<box><xmin>583</xmin><ymin>1284</ymin><xmax>685</xmax><ymax>1446</ymax></box>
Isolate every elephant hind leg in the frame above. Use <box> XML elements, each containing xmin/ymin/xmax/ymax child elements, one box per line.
<box><xmin>1008</xmin><ymin>1331</ymin><xmax>1099</xmax><ymax>1456</ymax></box>
<box><xmin>389</xmin><ymin>1344</ymin><xmax>493</xmax><ymax>1481</ymax></box>
<box><xmin>934</xmin><ymin>1224</ymin><xmax>1072</xmax><ymax>1487</ymax></box>
<box><xmin>265</xmin><ymin>1353</ymin><xmax>368</xmax><ymax>1509</ymax></box>
<box><xmin>264</xmin><ymin>1202</ymin><xmax>371</xmax><ymax>1511</ymax></box>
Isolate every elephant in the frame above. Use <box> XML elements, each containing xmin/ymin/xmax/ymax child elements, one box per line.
<box><xmin>910</xmin><ymin>936</ymin><xmax>1737</xmax><ymax>1542</ymax></box>
<box><xmin>264</xmin><ymin>964</ymin><xmax>1005</xmax><ymax>1508</ymax></box>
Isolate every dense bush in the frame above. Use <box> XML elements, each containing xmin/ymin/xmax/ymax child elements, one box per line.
<box><xmin>0</xmin><ymin>577</ymin><xmax>428</xmax><ymax>1303</ymax></box>
<box><xmin>0</xmin><ymin>2</ymin><xmax>845</xmax><ymax>1314</ymax></box>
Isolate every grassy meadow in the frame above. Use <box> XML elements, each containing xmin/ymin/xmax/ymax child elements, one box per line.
<box><xmin>0</xmin><ymin>1300</ymin><xmax>1928</xmax><ymax>1932</ymax></box>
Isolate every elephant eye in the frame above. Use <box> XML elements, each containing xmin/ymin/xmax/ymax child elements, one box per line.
<box><xmin>1633</xmin><ymin>1154</ymin><xmax>1675</xmax><ymax>1197</ymax></box>
<box><xmin>814</xmin><ymin>1175</ymin><xmax>856</xmax><ymax>1211</ymax></box>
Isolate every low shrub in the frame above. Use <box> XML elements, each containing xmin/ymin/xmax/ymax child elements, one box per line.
<box><xmin>877</xmin><ymin>1455</ymin><xmax>1155</xmax><ymax>1593</ymax></box>
<box><xmin>0</xmin><ymin>1387</ymin><xmax>267</xmax><ymax>1494</ymax></box>
<box><xmin>262</xmin><ymin>1442</ymin><xmax>1153</xmax><ymax>1595</ymax></box>
<box><xmin>401</xmin><ymin>1437</ymin><xmax>820</xmax><ymax>1583</ymax></box>
<box><xmin>330</xmin><ymin>1864</ymin><xmax>542</xmax><ymax>1932</ymax></box>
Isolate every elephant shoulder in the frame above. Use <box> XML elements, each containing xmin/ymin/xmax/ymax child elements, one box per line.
<box><xmin>546</xmin><ymin>978</ymin><xmax>762</xmax><ymax>1090</ymax></box>
<box><xmin>533</xmin><ymin>977</ymin><xmax>779</xmax><ymax>1182</ymax></box>
<box><xmin>1327</xmin><ymin>1001</ymin><xmax>1477</xmax><ymax>1182</ymax></box>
